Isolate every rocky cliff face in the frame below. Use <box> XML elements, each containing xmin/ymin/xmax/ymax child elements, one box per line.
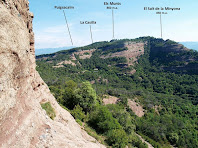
<box><xmin>0</xmin><ymin>0</ymin><xmax>105</xmax><ymax>147</ymax></box>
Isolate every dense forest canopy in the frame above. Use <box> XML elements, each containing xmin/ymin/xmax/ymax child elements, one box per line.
<box><xmin>36</xmin><ymin>37</ymin><xmax>198</xmax><ymax>148</ymax></box>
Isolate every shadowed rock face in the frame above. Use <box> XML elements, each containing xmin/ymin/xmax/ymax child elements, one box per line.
<box><xmin>0</xmin><ymin>0</ymin><xmax>105</xmax><ymax>147</ymax></box>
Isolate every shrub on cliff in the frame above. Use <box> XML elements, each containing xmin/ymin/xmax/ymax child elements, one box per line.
<box><xmin>41</xmin><ymin>102</ymin><xmax>56</xmax><ymax>120</ymax></box>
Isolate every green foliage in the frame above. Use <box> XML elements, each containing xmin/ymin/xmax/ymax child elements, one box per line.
<box><xmin>89</xmin><ymin>105</ymin><xmax>121</xmax><ymax>133</ymax></box>
<box><xmin>75</xmin><ymin>81</ymin><xmax>97</xmax><ymax>112</ymax></box>
<box><xmin>118</xmin><ymin>96</ymin><xmax>128</xmax><ymax>106</ymax></box>
<box><xmin>71</xmin><ymin>105</ymin><xmax>86</xmax><ymax>121</ymax></box>
<box><xmin>62</xmin><ymin>81</ymin><xmax>97</xmax><ymax>112</ymax></box>
<box><xmin>102</xmin><ymin>47</ymin><xmax>128</xmax><ymax>55</ymax></box>
<box><xmin>137</xmin><ymin>109</ymin><xmax>198</xmax><ymax>147</ymax></box>
<box><xmin>59</xmin><ymin>104</ymin><xmax>70</xmax><ymax>111</ymax></box>
<box><xmin>62</xmin><ymin>80</ymin><xmax>77</xmax><ymax>109</ymax></box>
<box><xmin>136</xmin><ymin>132</ymin><xmax>165</xmax><ymax>148</ymax></box>
<box><xmin>76</xmin><ymin>119</ymin><xmax>83</xmax><ymax>126</ymax></box>
<box><xmin>41</xmin><ymin>102</ymin><xmax>56</xmax><ymax>120</ymax></box>
<box><xmin>168</xmin><ymin>133</ymin><xmax>179</xmax><ymax>144</ymax></box>
<box><xmin>49</xmin><ymin>85</ymin><xmax>64</xmax><ymax>104</ymax></box>
<box><xmin>84</xmin><ymin>52</ymin><xmax>90</xmax><ymax>55</ymax></box>
<box><xmin>106</xmin><ymin>129</ymin><xmax>128</xmax><ymax>148</ymax></box>
<box><xmin>84</xmin><ymin>123</ymin><xmax>106</xmax><ymax>145</ymax></box>
<box><xmin>106</xmin><ymin>104</ymin><xmax>136</xmax><ymax>134</ymax></box>
<box><xmin>36</xmin><ymin>37</ymin><xmax>198</xmax><ymax>148</ymax></box>
<box><xmin>148</xmin><ymin>38</ymin><xmax>198</xmax><ymax>75</ymax></box>
<box><xmin>128</xmin><ymin>133</ymin><xmax>148</xmax><ymax>148</ymax></box>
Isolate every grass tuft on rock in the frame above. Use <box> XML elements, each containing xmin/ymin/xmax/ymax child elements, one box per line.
<box><xmin>41</xmin><ymin>102</ymin><xmax>56</xmax><ymax>120</ymax></box>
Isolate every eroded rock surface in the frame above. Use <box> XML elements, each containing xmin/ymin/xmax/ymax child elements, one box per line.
<box><xmin>128</xmin><ymin>99</ymin><xmax>145</xmax><ymax>117</ymax></box>
<box><xmin>101</xmin><ymin>42</ymin><xmax>145</xmax><ymax>66</ymax></box>
<box><xmin>0</xmin><ymin>0</ymin><xmax>105</xmax><ymax>147</ymax></box>
<box><xmin>103</xmin><ymin>95</ymin><xmax>120</xmax><ymax>105</ymax></box>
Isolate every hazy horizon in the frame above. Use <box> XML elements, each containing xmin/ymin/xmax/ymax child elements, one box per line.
<box><xmin>29</xmin><ymin>0</ymin><xmax>198</xmax><ymax>49</ymax></box>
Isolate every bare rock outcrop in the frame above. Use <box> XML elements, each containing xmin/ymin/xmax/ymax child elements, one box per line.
<box><xmin>0</xmin><ymin>0</ymin><xmax>105</xmax><ymax>147</ymax></box>
<box><xmin>128</xmin><ymin>99</ymin><xmax>145</xmax><ymax>117</ymax></box>
<box><xmin>100</xmin><ymin>42</ymin><xmax>145</xmax><ymax>66</ymax></box>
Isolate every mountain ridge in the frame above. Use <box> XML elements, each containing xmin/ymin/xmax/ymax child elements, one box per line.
<box><xmin>36</xmin><ymin>36</ymin><xmax>198</xmax><ymax>147</ymax></box>
<box><xmin>36</xmin><ymin>37</ymin><xmax>198</xmax><ymax>75</ymax></box>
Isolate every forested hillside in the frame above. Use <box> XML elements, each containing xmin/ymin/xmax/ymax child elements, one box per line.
<box><xmin>36</xmin><ymin>37</ymin><xmax>198</xmax><ymax>148</ymax></box>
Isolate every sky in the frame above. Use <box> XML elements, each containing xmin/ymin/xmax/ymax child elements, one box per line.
<box><xmin>29</xmin><ymin>0</ymin><xmax>198</xmax><ymax>49</ymax></box>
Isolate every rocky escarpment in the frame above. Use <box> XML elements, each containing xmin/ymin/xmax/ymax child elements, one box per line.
<box><xmin>0</xmin><ymin>0</ymin><xmax>105</xmax><ymax>147</ymax></box>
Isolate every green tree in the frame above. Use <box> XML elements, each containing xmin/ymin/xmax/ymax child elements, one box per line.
<box><xmin>89</xmin><ymin>106</ymin><xmax>121</xmax><ymax>133</ymax></box>
<box><xmin>106</xmin><ymin>104</ymin><xmax>136</xmax><ymax>134</ymax></box>
<box><xmin>71</xmin><ymin>104</ymin><xmax>86</xmax><ymax>121</ymax></box>
<box><xmin>106</xmin><ymin>129</ymin><xmax>128</xmax><ymax>148</ymax></box>
<box><xmin>75</xmin><ymin>82</ymin><xmax>97</xmax><ymax>112</ymax></box>
<box><xmin>62</xmin><ymin>80</ymin><xmax>77</xmax><ymax>109</ymax></box>
<box><xmin>168</xmin><ymin>133</ymin><xmax>179</xmax><ymax>144</ymax></box>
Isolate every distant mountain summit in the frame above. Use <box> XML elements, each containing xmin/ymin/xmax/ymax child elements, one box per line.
<box><xmin>36</xmin><ymin>37</ymin><xmax>198</xmax><ymax>148</ymax></box>
<box><xmin>37</xmin><ymin>37</ymin><xmax>198</xmax><ymax>75</ymax></box>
